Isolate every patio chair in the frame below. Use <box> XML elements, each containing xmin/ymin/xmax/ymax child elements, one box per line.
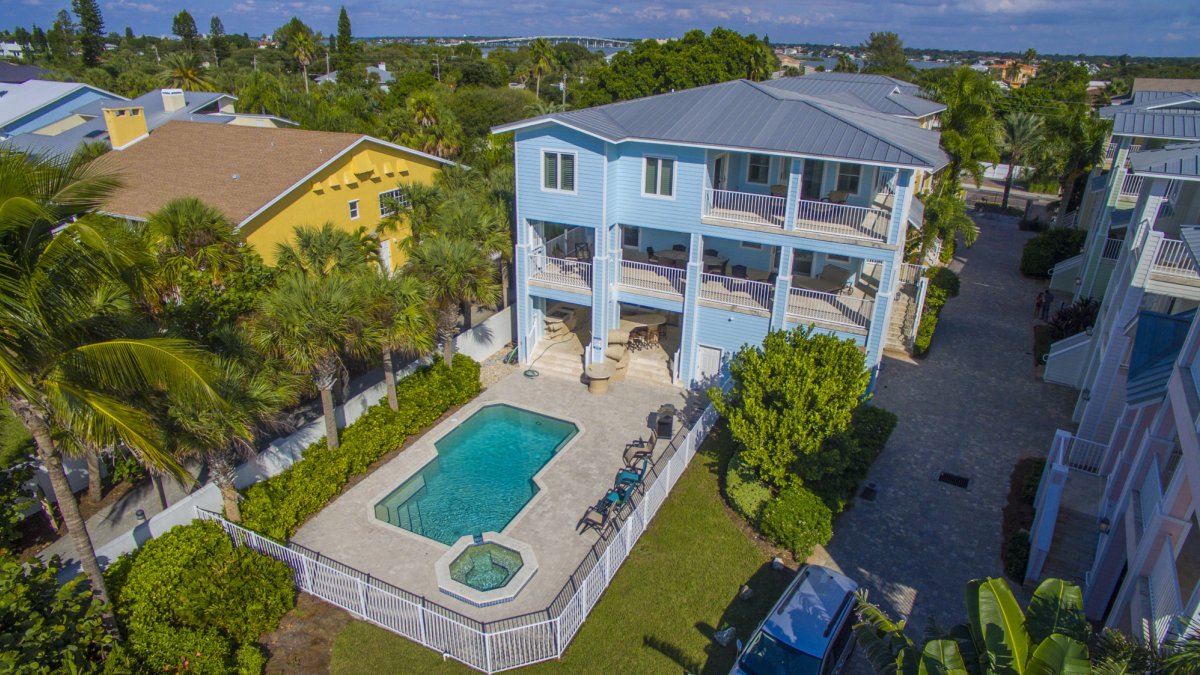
<box><xmin>616</xmin><ymin>455</ymin><xmax>652</xmax><ymax>488</ymax></box>
<box><xmin>646</xmin><ymin>246</ymin><xmax>657</xmax><ymax>263</ymax></box>
<box><xmin>613</xmin><ymin>478</ymin><xmax>641</xmax><ymax>501</ymax></box>
<box><xmin>577</xmin><ymin>497</ymin><xmax>614</xmax><ymax>533</ymax></box>
<box><xmin>625</xmin><ymin>430</ymin><xmax>657</xmax><ymax>455</ymax></box>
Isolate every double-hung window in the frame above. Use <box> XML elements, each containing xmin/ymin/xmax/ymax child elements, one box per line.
<box><xmin>747</xmin><ymin>154</ymin><xmax>770</xmax><ymax>184</ymax></box>
<box><xmin>836</xmin><ymin>164</ymin><xmax>862</xmax><ymax>193</ymax></box>
<box><xmin>543</xmin><ymin>151</ymin><xmax>576</xmax><ymax>192</ymax></box>
<box><xmin>348</xmin><ymin>199</ymin><xmax>360</xmax><ymax>220</ymax></box>
<box><xmin>643</xmin><ymin>156</ymin><xmax>674</xmax><ymax>197</ymax></box>
<box><xmin>622</xmin><ymin>225</ymin><xmax>640</xmax><ymax>249</ymax></box>
<box><xmin>378</xmin><ymin>188</ymin><xmax>409</xmax><ymax>217</ymax></box>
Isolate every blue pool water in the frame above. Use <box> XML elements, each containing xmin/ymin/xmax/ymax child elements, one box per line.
<box><xmin>374</xmin><ymin>404</ymin><xmax>578</xmax><ymax>545</ymax></box>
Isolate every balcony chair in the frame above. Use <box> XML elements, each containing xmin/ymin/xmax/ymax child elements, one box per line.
<box><xmin>567</xmin><ymin>242</ymin><xmax>592</xmax><ymax>260</ymax></box>
<box><xmin>646</xmin><ymin>246</ymin><xmax>657</xmax><ymax>263</ymax></box>
<box><xmin>577</xmin><ymin>497</ymin><xmax>615</xmax><ymax>534</ymax></box>
<box><xmin>616</xmin><ymin>455</ymin><xmax>652</xmax><ymax>488</ymax></box>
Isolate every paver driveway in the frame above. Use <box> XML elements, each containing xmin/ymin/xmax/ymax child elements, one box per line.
<box><xmin>822</xmin><ymin>214</ymin><xmax>1078</xmax><ymax>633</ymax></box>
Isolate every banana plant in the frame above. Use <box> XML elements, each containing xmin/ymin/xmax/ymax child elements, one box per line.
<box><xmin>854</xmin><ymin>577</ymin><xmax>1091</xmax><ymax>675</ymax></box>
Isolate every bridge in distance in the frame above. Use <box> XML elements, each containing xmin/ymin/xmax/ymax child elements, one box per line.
<box><xmin>470</xmin><ymin>36</ymin><xmax>634</xmax><ymax>49</ymax></box>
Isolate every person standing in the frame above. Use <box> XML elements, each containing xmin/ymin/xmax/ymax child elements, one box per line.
<box><xmin>1041</xmin><ymin>290</ymin><xmax>1055</xmax><ymax>321</ymax></box>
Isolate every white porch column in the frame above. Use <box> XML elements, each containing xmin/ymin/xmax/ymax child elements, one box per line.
<box><xmin>588</xmin><ymin>224</ymin><xmax>616</xmax><ymax>366</ymax></box>
<box><xmin>677</xmin><ymin>233</ymin><xmax>705</xmax><ymax>385</ymax></box>
<box><xmin>771</xmin><ymin>246</ymin><xmax>794</xmax><ymax>330</ymax></box>
<box><xmin>783</xmin><ymin>158</ymin><xmax>802</xmax><ymax>231</ymax></box>
<box><xmin>514</xmin><ymin>218</ymin><xmax>533</xmax><ymax>363</ymax></box>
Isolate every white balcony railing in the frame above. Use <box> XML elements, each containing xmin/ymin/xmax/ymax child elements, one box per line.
<box><xmin>701</xmin><ymin>188</ymin><xmax>786</xmax><ymax>228</ymax></box>
<box><xmin>1102</xmin><ymin>237</ymin><xmax>1123</xmax><ymax>261</ymax></box>
<box><xmin>699</xmin><ymin>273</ymin><xmax>773</xmax><ymax>311</ymax></box>
<box><xmin>1152</xmin><ymin>238</ymin><xmax>1199</xmax><ymax>279</ymax></box>
<box><xmin>899</xmin><ymin>263</ymin><xmax>926</xmax><ymax>285</ymax></box>
<box><xmin>786</xmin><ymin>288</ymin><xmax>873</xmax><ymax>331</ymax></box>
<box><xmin>794</xmin><ymin>198</ymin><xmax>890</xmax><ymax>243</ymax></box>
<box><xmin>1062</xmin><ymin>434</ymin><xmax>1109</xmax><ymax>474</ymax></box>
<box><xmin>619</xmin><ymin>260</ymin><xmax>685</xmax><ymax>296</ymax></box>
<box><xmin>529</xmin><ymin>254</ymin><xmax>592</xmax><ymax>290</ymax></box>
<box><xmin>1121</xmin><ymin>173</ymin><xmax>1145</xmax><ymax>199</ymax></box>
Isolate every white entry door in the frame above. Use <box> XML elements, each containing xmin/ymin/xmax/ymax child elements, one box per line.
<box><xmin>695</xmin><ymin>345</ymin><xmax>724</xmax><ymax>386</ymax></box>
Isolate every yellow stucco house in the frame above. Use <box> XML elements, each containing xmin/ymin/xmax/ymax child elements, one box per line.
<box><xmin>96</xmin><ymin>118</ymin><xmax>453</xmax><ymax>269</ymax></box>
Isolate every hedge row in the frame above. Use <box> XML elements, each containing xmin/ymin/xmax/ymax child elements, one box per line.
<box><xmin>1020</xmin><ymin>228</ymin><xmax>1086</xmax><ymax>278</ymax></box>
<box><xmin>913</xmin><ymin>266</ymin><xmax>961</xmax><ymax>358</ymax></box>
<box><xmin>241</xmin><ymin>355</ymin><xmax>481</xmax><ymax>541</ymax></box>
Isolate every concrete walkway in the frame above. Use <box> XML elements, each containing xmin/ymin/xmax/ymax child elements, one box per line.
<box><xmin>820</xmin><ymin>214</ymin><xmax>1078</xmax><ymax>632</ymax></box>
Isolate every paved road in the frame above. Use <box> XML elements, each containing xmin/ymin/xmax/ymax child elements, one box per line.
<box><xmin>821</xmin><ymin>214</ymin><xmax>1078</xmax><ymax>634</ymax></box>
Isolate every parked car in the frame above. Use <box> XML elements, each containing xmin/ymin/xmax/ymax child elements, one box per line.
<box><xmin>731</xmin><ymin>564</ymin><xmax>859</xmax><ymax>675</ymax></box>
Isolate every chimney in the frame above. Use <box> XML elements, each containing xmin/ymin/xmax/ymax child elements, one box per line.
<box><xmin>161</xmin><ymin>88</ymin><xmax>185</xmax><ymax>112</ymax></box>
<box><xmin>377</xmin><ymin>62</ymin><xmax>386</xmax><ymax>72</ymax></box>
<box><xmin>102</xmin><ymin>106</ymin><xmax>148</xmax><ymax>150</ymax></box>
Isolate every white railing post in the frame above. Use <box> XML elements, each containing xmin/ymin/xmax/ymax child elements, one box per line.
<box><xmin>299</xmin><ymin>554</ymin><xmax>313</xmax><ymax>591</ymax></box>
<box><xmin>418</xmin><ymin>603</ymin><xmax>429</xmax><ymax>646</ymax></box>
<box><xmin>356</xmin><ymin>577</ymin><xmax>369</xmax><ymax>618</ymax></box>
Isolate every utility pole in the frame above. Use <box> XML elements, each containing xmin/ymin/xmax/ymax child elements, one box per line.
<box><xmin>433</xmin><ymin>53</ymin><xmax>440</xmax><ymax>81</ymax></box>
<box><xmin>561</xmin><ymin>72</ymin><xmax>567</xmax><ymax>105</ymax></box>
<box><xmin>151</xmin><ymin>44</ymin><xmax>160</xmax><ymax>63</ymax></box>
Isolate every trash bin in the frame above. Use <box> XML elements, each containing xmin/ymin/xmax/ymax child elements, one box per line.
<box><xmin>656</xmin><ymin>404</ymin><xmax>676</xmax><ymax>438</ymax></box>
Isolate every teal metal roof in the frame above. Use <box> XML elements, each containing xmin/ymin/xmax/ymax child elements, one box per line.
<box><xmin>1126</xmin><ymin>309</ymin><xmax>1195</xmax><ymax>406</ymax></box>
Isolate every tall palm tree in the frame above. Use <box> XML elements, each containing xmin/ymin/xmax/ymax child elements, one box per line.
<box><xmin>249</xmin><ymin>271</ymin><xmax>376</xmax><ymax>450</ymax></box>
<box><xmin>406</xmin><ymin>236</ymin><xmax>500</xmax><ymax>364</ymax></box>
<box><xmin>434</xmin><ymin>194</ymin><xmax>512</xmax><ymax>318</ymax></box>
<box><xmin>0</xmin><ymin>150</ymin><xmax>222</xmax><ymax>610</ymax></box>
<box><xmin>928</xmin><ymin>67</ymin><xmax>1000</xmax><ymax>186</ymax></box>
<box><xmin>528</xmin><ymin>38</ymin><xmax>554</xmax><ymax>98</ymax></box>
<box><xmin>291</xmin><ymin>30</ymin><xmax>317</xmax><ymax>94</ymax></box>
<box><xmin>274</xmin><ymin>222</ymin><xmax>374</xmax><ymax>277</ymax></box>
<box><xmin>524</xmin><ymin>100</ymin><xmax>565</xmax><ymax>117</ymax></box>
<box><xmin>159</xmin><ymin>52</ymin><xmax>215</xmax><ymax>92</ymax></box>
<box><xmin>145</xmin><ymin>197</ymin><xmax>240</xmax><ymax>294</ymax></box>
<box><xmin>378</xmin><ymin>182</ymin><xmax>442</xmax><ymax>252</ymax></box>
<box><xmin>235</xmin><ymin>70</ymin><xmax>284</xmax><ymax>116</ymax></box>
<box><xmin>401</xmin><ymin>92</ymin><xmax>463</xmax><ymax>160</ymax></box>
<box><xmin>365</xmin><ymin>274</ymin><xmax>434</xmax><ymax>410</ymax></box>
<box><xmin>1000</xmin><ymin>111</ymin><xmax>1045</xmax><ymax>209</ymax></box>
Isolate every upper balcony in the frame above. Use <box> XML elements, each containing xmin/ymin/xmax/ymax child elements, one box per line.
<box><xmin>697</xmin><ymin>152</ymin><xmax>897</xmax><ymax>245</ymax></box>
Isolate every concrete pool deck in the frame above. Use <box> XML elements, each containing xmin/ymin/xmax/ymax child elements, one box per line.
<box><xmin>292</xmin><ymin>370</ymin><xmax>687</xmax><ymax>622</ymax></box>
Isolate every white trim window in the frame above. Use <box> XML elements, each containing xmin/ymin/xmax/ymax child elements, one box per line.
<box><xmin>643</xmin><ymin>156</ymin><xmax>675</xmax><ymax>197</ymax></box>
<box><xmin>622</xmin><ymin>225</ymin><xmax>641</xmax><ymax>249</ymax></box>
<box><xmin>836</xmin><ymin>163</ymin><xmax>862</xmax><ymax>194</ymax></box>
<box><xmin>542</xmin><ymin>151</ymin><xmax>576</xmax><ymax>192</ymax></box>
<box><xmin>378</xmin><ymin>188</ymin><xmax>409</xmax><ymax>217</ymax></box>
<box><xmin>348</xmin><ymin>199</ymin><xmax>360</xmax><ymax>220</ymax></box>
<box><xmin>747</xmin><ymin>154</ymin><xmax>770</xmax><ymax>185</ymax></box>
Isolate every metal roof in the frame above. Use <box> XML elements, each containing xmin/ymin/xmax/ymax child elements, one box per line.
<box><xmin>1101</xmin><ymin>94</ymin><xmax>1200</xmax><ymax>141</ymax></box>
<box><xmin>0</xmin><ymin>80</ymin><xmax>122</xmax><ymax>129</ymax></box>
<box><xmin>763</xmin><ymin>72</ymin><xmax>945</xmax><ymax>118</ymax></box>
<box><xmin>0</xmin><ymin>62</ymin><xmax>49</xmax><ymax>84</ymax></box>
<box><xmin>1126</xmin><ymin>309</ymin><xmax>1194</xmax><ymax>406</ymax></box>
<box><xmin>495</xmin><ymin>79</ymin><xmax>949</xmax><ymax>170</ymax></box>
<box><xmin>1129</xmin><ymin>143</ymin><xmax>1200</xmax><ymax>181</ymax></box>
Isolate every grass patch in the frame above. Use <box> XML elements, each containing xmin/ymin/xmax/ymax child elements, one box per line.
<box><xmin>0</xmin><ymin>407</ymin><xmax>33</xmax><ymax>470</ymax></box>
<box><xmin>329</xmin><ymin>424</ymin><xmax>791</xmax><ymax>675</ymax></box>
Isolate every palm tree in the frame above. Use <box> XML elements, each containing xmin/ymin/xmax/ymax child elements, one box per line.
<box><xmin>400</xmin><ymin>92</ymin><xmax>463</xmax><ymax>160</ymax></box>
<box><xmin>159</xmin><ymin>52</ymin><xmax>215</xmax><ymax>92</ymax></box>
<box><xmin>378</xmin><ymin>182</ymin><xmax>442</xmax><ymax>254</ymax></box>
<box><xmin>249</xmin><ymin>271</ymin><xmax>376</xmax><ymax>450</ymax></box>
<box><xmin>145</xmin><ymin>197</ymin><xmax>240</xmax><ymax>296</ymax></box>
<box><xmin>856</xmin><ymin>577</ymin><xmax>1090</xmax><ymax>674</ymax></box>
<box><xmin>365</xmin><ymin>274</ymin><xmax>434</xmax><ymax>410</ymax></box>
<box><xmin>235</xmin><ymin>70</ymin><xmax>284</xmax><ymax>116</ymax></box>
<box><xmin>999</xmin><ymin>111</ymin><xmax>1044</xmax><ymax>209</ymax></box>
<box><xmin>747</xmin><ymin>43</ymin><xmax>773</xmax><ymax>81</ymax></box>
<box><xmin>524</xmin><ymin>100</ymin><xmax>565</xmax><ymax>117</ymax></box>
<box><xmin>0</xmin><ymin>150</ymin><xmax>222</xmax><ymax>610</ymax></box>
<box><xmin>406</xmin><ymin>236</ymin><xmax>500</xmax><ymax>364</ymax></box>
<box><xmin>434</xmin><ymin>193</ymin><xmax>512</xmax><ymax>317</ymax></box>
<box><xmin>291</xmin><ymin>29</ymin><xmax>317</xmax><ymax>94</ymax></box>
<box><xmin>928</xmin><ymin>67</ymin><xmax>1000</xmax><ymax>186</ymax></box>
<box><xmin>528</xmin><ymin>38</ymin><xmax>554</xmax><ymax>98</ymax></box>
<box><xmin>274</xmin><ymin>222</ymin><xmax>374</xmax><ymax>277</ymax></box>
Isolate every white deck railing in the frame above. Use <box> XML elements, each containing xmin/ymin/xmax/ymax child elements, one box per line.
<box><xmin>786</xmin><ymin>288</ymin><xmax>873</xmax><ymax>331</ymax></box>
<box><xmin>197</xmin><ymin>398</ymin><xmax>723</xmax><ymax>674</ymax></box>
<box><xmin>701</xmin><ymin>188</ymin><xmax>786</xmax><ymax>228</ymax></box>
<box><xmin>899</xmin><ymin>263</ymin><xmax>926</xmax><ymax>285</ymax></box>
<box><xmin>699</xmin><ymin>273</ymin><xmax>773</xmax><ymax>311</ymax></box>
<box><xmin>1121</xmin><ymin>173</ymin><xmax>1145</xmax><ymax>199</ymax></box>
<box><xmin>1152</xmin><ymin>238</ymin><xmax>1199</xmax><ymax>279</ymax></box>
<box><xmin>529</xmin><ymin>254</ymin><xmax>592</xmax><ymax>290</ymax></box>
<box><xmin>619</xmin><ymin>260</ymin><xmax>685</xmax><ymax>296</ymax></box>
<box><xmin>794</xmin><ymin>198</ymin><xmax>890</xmax><ymax>243</ymax></box>
<box><xmin>1101</xmin><ymin>237</ymin><xmax>1123</xmax><ymax>261</ymax></box>
<box><xmin>1063</xmin><ymin>434</ymin><xmax>1109</xmax><ymax>474</ymax></box>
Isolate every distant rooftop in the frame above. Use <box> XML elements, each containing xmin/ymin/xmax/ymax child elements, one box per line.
<box><xmin>1100</xmin><ymin>90</ymin><xmax>1200</xmax><ymax>141</ymax></box>
<box><xmin>0</xmin><ymin>61</ymin><xmax>49</xmax><ymax>84</ymax></box>
<box><xmin>494</xmin><ymin>78</ymin><xmax>948</xmax><ymax>170</ymax></box>
<box><xmin>1133</xmin><ymin>78</ymin><xmax>1200</xmax><ymax>95</ymax></box>
<box><xmin>0</xmin><ymin>80</ymin><xmax>121</xmax><ymax>130</ymax></box>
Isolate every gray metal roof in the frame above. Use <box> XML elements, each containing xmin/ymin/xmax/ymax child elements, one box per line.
<box><xmin>763</xmin><ymin>72</ymin><xmax>945</xmax><ymax>118</ymax></box>
<box><xmin>1101</xmin><ymin>93</ymin><xmax>1200</xmax><ymax>141</ymax></box>
<box><xmin>0</xmin><ymin>62</ymin><xmax>49</xmax><ymax>84</ymax></box>
<box><xmin>1129</xmin><ymin>143</ymin><xmax>1200</xmax><ymax>181</ymax></box>
<box><xmin>495</xmin><ymin>79</ymin><xmax>949</xmax><ymax>170</ymax></box>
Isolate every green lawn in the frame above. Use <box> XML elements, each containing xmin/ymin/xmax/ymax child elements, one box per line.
<box><xmin>329</xmin><ymin>425</ymin><xmax>791</xmax><ymax>674</ymax></box>
<box><xmin>0</xmin><ymin>406</ymin><xmax>33</xmax><ymax>470</ymax></box>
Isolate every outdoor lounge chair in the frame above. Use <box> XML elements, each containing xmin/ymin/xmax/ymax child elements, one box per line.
<box><xmin>616</xmin><ymin>455</ymin><xmax>651</xmax><ymax>487</ymax></box>
<box><xmin>624</xmin><ymin>431</ymin><xmax>657</xmax><ymax>463</ymax></box>
<box><xmin>577</xmin><ymin>497</ymin><xmax>615</xmax><ymax>533</ymax></box>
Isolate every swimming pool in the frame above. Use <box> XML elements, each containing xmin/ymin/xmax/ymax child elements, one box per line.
<box><xmin>374</xmin><ymin>404</ymin><xmax>578</xmax><ymax>545</ymax></box>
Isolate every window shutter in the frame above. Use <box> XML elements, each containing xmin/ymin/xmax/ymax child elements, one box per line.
<box><xmin>544</xmin><ymin>152</ymin><xmax>558</xmax><ymax>189</ymax></box>
<box><xmin>560</xmin><ymin>154</ymin><xmax>575</xmax><ymax>191</ymax></box>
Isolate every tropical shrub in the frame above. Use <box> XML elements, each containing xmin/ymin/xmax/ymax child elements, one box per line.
<box><xmin>913</xmin><ymin>267</ymin><xmax>960</xmax><ymax>358</ymax></box>
<box><xmin>1020</xmin><ymin>228</ymin><xmax>1086</xmax><ymax>278</ymax></box>
<box><xmin>0</xmin><ymin>556</ymin><xmax>111</xmax><ymax>673</ymax></box>
<box><xmin>1004</xmin><ymin>529</ymin><xmax>1032</xmax><ymax>581</ymax></box>
<box><xmin>106</xmin><ymin>520</ymin><xmax>294</xmax><ymax>674</ymax></box>
<box><xmin>724</xmin><ymin>451</ymin><xmax>772</xmax><ymax>524</ymax></box>
<box><xmin>758</xmin><ymin>486</ymin><xmax>833</xmax><ymax>559</ymax></box>
<box><xmin>710</xmin><ymin>327</ymin><xmax>870</xmax><ymax>489</ymax></box>
<box><xmin>1048</xmin><ymin>297</ymin><xmax>1100</xmax><ymax>341</ymax></box>
<box><xmin>241</xmin><ymin>355</ymin><xmax>480</xmax><ymax>539</ymax></box>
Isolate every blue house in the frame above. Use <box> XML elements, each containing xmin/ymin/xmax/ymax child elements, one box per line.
<box><xmin>494</xmin><ymin>76</ymin><xmax>948</xmax><ymax>388</ymax></box>
<box><xmin>0</xmin><ymin>79</ymin><xmax>121</xmax><ymax>137</ymax></box>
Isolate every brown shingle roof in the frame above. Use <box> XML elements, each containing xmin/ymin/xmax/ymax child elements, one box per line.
<box><xmin>1133</xmin><ymin>78</ymin><xmax>1200</xmax><ymax>94</ymax></box>
<box><xmin>96</xmin><ymin>121</ymin><xmax>363</xmax><ymax>224</ymax></box>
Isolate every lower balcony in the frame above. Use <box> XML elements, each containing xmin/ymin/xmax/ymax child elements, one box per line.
<box><xmin>619</xmin><ymin>260</ymin><xmax>686</xmax><ymax>298</ymax></box>
<box><xmin>786</xmin><ymin>288</ymin><xmax>873</xmax><ymax>333</ymax></box>
<box><xmin>528</xmin><ymin>254</ymin><xmax>592</xmax><ymax>292</ymax></box>
<box><xmin>793</xmin><ymin>198</ymin><xmax>890</xmax><ymax>243</ymax></box>
<box><xmin>698</xmin><ymin>273</ymin><xmax>774</xmax><ymax>312</ymax></box>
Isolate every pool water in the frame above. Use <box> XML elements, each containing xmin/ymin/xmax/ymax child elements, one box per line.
<box><xmin>449</xmin><ymin>543</ymin><xmax>524</xmax><ymax>591</ymax></box>
<box><xmin>374</xmin><ymin>404</ymin><xmax>577</xmax><ymax>545</ymax></box>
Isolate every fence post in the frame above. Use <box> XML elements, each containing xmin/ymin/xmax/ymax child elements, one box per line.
<box><xmin>418</xmin><ymin>602</ymin><xmax>429</xmax><ymax>646</ymax></box>
<box><xmin>299</xmin><ymin>554</ymin><xmax>313</xmax><ymax>592</ymax></box>
<box><xmin>484</xmin><ymin>631</ymin><xmax>493</xmax><ymax>673</ymax></box>
<box><xmin>554</xmin><ymin>615</ymin><xmax>563</xmax><ymax>658</ymax></box>
<box><xmin>356</xmin><ymin>577</ymin><xmax>369</xmax><ymax>619</ymax></box>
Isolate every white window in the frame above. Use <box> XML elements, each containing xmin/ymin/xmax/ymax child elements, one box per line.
<box><xmin>542</xmin><ymin>151</ymin><xmax>576</xmax><ymax>192</ymax></box>
<box><xmin>379</xmin><ymin>188</ymin><xmax>409</xmax><ymax>217</ymax></box>
<box><xmin>836</xmin><ymin>164</ymin><xmax>862</xmax><ymax>193</ymax></box>
<box><xmin>622</xmin><ymin>226</ymin><xmax>640</xmax><ymax>249</ymax></box>
<box><xmin>348</xmin><ymin>199</ymin><xmax>360</xmax><ymax>220</ymax></box>
<box><xmin>643</xmin><ymin>156</ymin><xmax>675</xmax><ymax>197</ymax></box>
<box><xmin>747</xmin><ymin>154</ymin><xmax>770</xmax><ymax>184</ymax></box>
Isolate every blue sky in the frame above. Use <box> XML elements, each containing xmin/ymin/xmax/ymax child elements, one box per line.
<box><xmin>5</xmin><ymin>0</ymin><xmax>1198</xmax><ymax>57</ymax></box>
